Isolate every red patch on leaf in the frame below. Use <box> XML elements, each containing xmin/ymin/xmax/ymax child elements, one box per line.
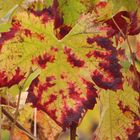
<box><xmin>0</xmin><ymin>97</ymin><xmax>16</xmax><ymax>107</ymax></box>
<box><xmin>67</xmin><ymin>82</ymin><xmax>83</xmax><ymax>100</ymax></box>
<box><xmin>35</xmin><ymin>33</ymin><xmax>45</xmax><ymax>41</ymax></box>
<box><xmin>87</xmin><ymin>36</ymin><xmax>123</xmax><ymax>90</ymax></box>
<box><xmin>27</xmin><ymin>76</ymin><xmax>58</xmax><ymax>125</ymax></box>
<box><xmin>64</xmin><ymin>47</ymin><xmax>85</xmax><ymax>68</ymax></box>
<box><xmin>52</xmin><ymin>0</ymin><xmax>63</xmax><ymax>29</ymax></box>
<box><xmin>0</xmin><ymin>67</ymin><xmax>25</xmax><ymax>88</ymax></box>
<box><xmin>28</xmin><ymin>8</ymin><xmax>53</xmax><ymax>24</ymax></box>
<box><xmin>29</xmin><ymin>1</ymin><xmax>72</xmax><ymax>39</ymax></box>
<box><xmin>129</xmin><ymin>10</ymin><xmax>140</xmax><ymax>35</ymax></box>
<box><xmin>27</xmin><ymin>76</ymin><xmax>97</xmax><ymax>129</ymax></box>
<box><xmin>60</xmin><ymin>79</ymin><xmax>97</xmax><ymax>128</ymax></box>
<box><xmin>0</xmin><ymin>19</ymin><xmax>21</xmax><ymax>50</ymax></box>
<box><xmin>32</xmin><ymin>52</ymin><xmax>55</xmax><ymax>69</ymax></box>
<box><xmin>23</xmin><ymin>29</ymin><xmax>32</xmax><ymax>37</ymax></box>
<box><xmin>82</xmin><ymin>79</ymin><xmax>97</xmax><ymax>109</ymax></box>
<box><xmin>52</xmin><ymin>0</ymin><xmax>72</xmax><ymax>39</ymax></box>
<box><xmin>86</xmin><ymin>50</ymin><xmax>111</xmax><ymax>58</ymax></box>
<box><xmin>28</xmin><ymin>2</ymin><xmax>72</xmax><ymax>39</ymax></box>
<box><xmin>115</xmin><ymin>136</ymin><xmax>121</xmax><ymax>140</ymax></box>
<box><xmin>96</xmin><ymin>1</ymin><xmax>107</xmax><ymax>8</ymax></box>
<box><xmin>55</xmin><ymin>25</ymin><xmax>72</xmax><ymax>40</ymax></box>
<box><xmin>44</xmin><ymin>94</ymin><xmax>57</xmax><ymax>106</ymax></box>
<box><xmin>118</xmin><ymin>101</ymin><xmax>131</xmax><ymax>113</ymax></box>
<box><xmin>105</xmin><ymin>11</ymin><xmax>129</xmax><ymax>37</ymax></box>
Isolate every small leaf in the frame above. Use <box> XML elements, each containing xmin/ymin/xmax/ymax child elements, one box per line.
<box><xmin>13</xmin><ymin>105</ymin><xmax>62</xmax><ymax>140</ymax></box>
<box><xmin>58</xmin><ymin>0</ymin><xmax>86</xmax><ymax>26</ymax></box>
<box><xmin>105</xmin><ymin>10</ymin><xmax>140</xmax><ymax>37</ymax></box>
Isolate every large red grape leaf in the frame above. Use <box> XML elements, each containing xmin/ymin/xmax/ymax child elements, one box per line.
<box><xmin>0</xmin><ymin>5</ymin><xmax>122</xmax><ymax>129</ymax></box>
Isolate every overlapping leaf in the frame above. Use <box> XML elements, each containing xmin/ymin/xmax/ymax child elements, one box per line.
<box><xmin>0</xmin><ymin>0</ymin><xmax>24</xmax><ymax>18</ymax></box>
<box><xmin>94</xmin><ymin>0</ymin><xmax>140</xmax><ymax>25</ymax></box>
<box><xmin>94</xmin><ymin>68</ymin><xmax>140</xmax><ymax>140</ymax></box>
<box><xmin>104</xmin><ymin>10</ymin><xmax>140</xmax><ymax>38</ymax></box>
<box><xmin>12</xmin><ymin>105</ymin><xmax>62</xmax><ymax>140</ymax></box>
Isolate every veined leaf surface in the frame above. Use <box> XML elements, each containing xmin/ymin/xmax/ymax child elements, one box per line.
<box><xmin>0</xmin><ymin>5</ymin><xmax>122</xmax><ymax>129</ymax></box>
<box><xmin>94</xmin><ymin>68</ymin><xmax>140</xmax><ymax>140</ymax></box>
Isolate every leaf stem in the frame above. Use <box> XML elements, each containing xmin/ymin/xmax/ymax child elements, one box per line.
<box><xmin>70</xmin><ymin>122</ymin><xmax>77</xmax><ymax>140</ymax></box>
<box><xmin>112</xmin><ymin>17</ymin><xmax>140</xmax><ymax>87</ymax></box>
<box><xmin>10</xmin><ymin>68</ymin><xmax>38</xmax><ymax>139</ymax></box>
<box><xmin>34</xmin><ymin>108</ymin><xmax>37</xmax><ymax>139</ymax></box>
<box><xmin>10</xmin><ymin>88</ymin><xmax>22</xmax><ymax>139</ymax></box>
<box><xmin>108</xmin><ymin>92</ymin><xmax>113</xmax><ymax>140</ymax></box>
<box><xmin>0</xmin><ymin>95</ymin><xmax>2</xmax><ymax>140</ymax></box>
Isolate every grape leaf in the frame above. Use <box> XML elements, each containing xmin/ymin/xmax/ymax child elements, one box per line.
<box><xmin>0</xmin><ymin>5</ymin><xmax>122</xmax><ymax>129</ymax></box>
<box><xmin>13</xmin><ymin>105</ymin><xmax>62</xmax><ymax>140</ymax></box>
<box><xmin>35</xmin><ymin>110</ymin><xmax>62</xmax><ymax>140</ymax></box>
<box><xmin>93</xmin><ymin>68</ymin><xmax>140</xmax><ymax>140</ymax></box>
<box><xmin>52</xmin><ymin>0</ymin><xmax>86</xmax><ymax>39</ymax></box>
<box><xmin>57</xmin><ymin>0</ymin><xmax>86</xmax><ymax>26</ymax></box>
<box><xmin>0</xmin><ymin>18</ymin><xmax>25</xmax><ymax>88</ymax></box>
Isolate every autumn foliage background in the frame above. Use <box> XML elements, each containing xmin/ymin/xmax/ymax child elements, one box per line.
<box><xmin>0</xmin><ymin>0</ymin><xmax>140</xmax><ymax>140</ymax></box>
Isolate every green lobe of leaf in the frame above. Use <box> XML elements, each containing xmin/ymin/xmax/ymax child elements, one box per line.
<box><xmin>58</xmin><ymin>0</ymin><xmax>86</xmax><ymax>26</ymax></box>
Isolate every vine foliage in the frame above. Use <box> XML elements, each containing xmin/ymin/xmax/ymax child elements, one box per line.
<box><xmin>0</xmin><ymin>0</ymin><xmax>140</xmax><ymax>140</ymax></box>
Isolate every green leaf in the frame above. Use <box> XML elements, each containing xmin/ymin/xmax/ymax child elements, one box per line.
<box><xmin>0</xmin><ymin>22</ymin><xmax>11</xmax><ymax>32</ymax></box>
<box><xmin>44</xmin><ymin>0</ymin><xmax>53</xmax><ymax>8</ymax></box>
<box><xmin>0</xmin><ymin>4</ymin><xmax>19</xmax><ymax>32</ymax></box>
<box><xmin>111</xmin><ymin>0</ymin><xmax>138</xmax><ymax>13</ymax></box>
<box><xmin>120</xmin><ymin>61</ymin><xmax>131</xmax><ymax>71</ymax></box>
<box><xmin>0</xmin><ymin>0</ymin><xmax>24</xmax><ymax>18</ymax></box>
<box><xmin>2</xmin><ymin>130</ymin><xmax>10</xmax><ymax>140</ymax></box>
<box><xmin>58</xmin><ymin>0</ymin><xmax>86</xmax><ymax>26</ymax></box>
